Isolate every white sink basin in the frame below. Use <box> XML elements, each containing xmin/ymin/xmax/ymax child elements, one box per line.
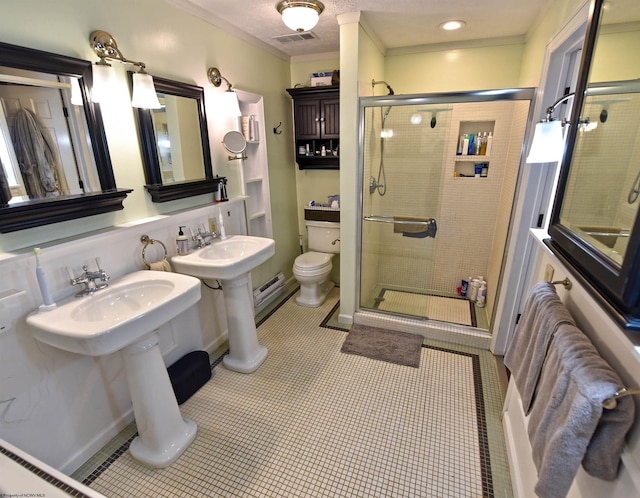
<box><xmin>27</xmin><ymin>270</ymin><xmax>201</xmax><ymax>357</ymax></box>
<box><xmin>172</xmin><ymin>235</ymin><xmax>275</xmax><ymax>280</ymax></box>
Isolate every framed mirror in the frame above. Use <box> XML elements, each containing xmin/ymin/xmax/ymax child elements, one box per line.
<box><xmin>548</xmin><ymin>0</ymin><xmax>640</xmax><ymax>330</ymax></box>
<box><xmin>0</xmin><ymin>41</ymin><xmax>130</xmax><ymax>232</ymax></box>
<box><xmin>132</xmin><ymin>75</ymin><xmax>220</xmax><ymax>202</ymax></box>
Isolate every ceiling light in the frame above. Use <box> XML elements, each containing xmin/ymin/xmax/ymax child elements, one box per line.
<box><xmin>276</xmin><ymin>0</ymin><xmax>324</xmax><ymax>33</ymax></box>
<box><xmin>439</xmin><ymin>20</ymin><xmax>466</xmax><ymax>31</ymax></box>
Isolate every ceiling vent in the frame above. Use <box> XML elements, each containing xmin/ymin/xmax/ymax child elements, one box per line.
<box><xmin>273</xmin><ymin>31</ymin><xmax>318</xmax><ymax>43</ymax></box>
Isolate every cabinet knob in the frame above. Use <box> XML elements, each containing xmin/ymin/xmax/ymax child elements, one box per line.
<box><xmin>320</xmin><ymin>118</ymin><xmax>325</xmax><ymax>122</ymax></box>
<box><xmin>315</xmin><ymin>117</ymin><xmax>320</xmax><ymax>122</ymax></box>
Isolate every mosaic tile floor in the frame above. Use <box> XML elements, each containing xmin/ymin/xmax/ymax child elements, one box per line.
<box><xmin>73</xmin><ymin>288</ymin><xmax>512</xmax><ymax>497</ymax></box>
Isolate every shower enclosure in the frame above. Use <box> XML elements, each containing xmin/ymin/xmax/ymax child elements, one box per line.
<box><xmin>358</xmin><ymin>89</ymin><xmax>534</xmax><ymax>334</ymax></box>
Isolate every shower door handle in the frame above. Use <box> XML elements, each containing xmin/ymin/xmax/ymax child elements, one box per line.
<box><xmin>363</xmin><ymin>215</ymin><xmax>434</xmax><ymax>226</ymax></box>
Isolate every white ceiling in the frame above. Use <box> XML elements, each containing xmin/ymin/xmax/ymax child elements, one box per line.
<box><xmin>167</xmin><ymin>0</ymin><xmax>558</xmax><ymax>59</ymax></box>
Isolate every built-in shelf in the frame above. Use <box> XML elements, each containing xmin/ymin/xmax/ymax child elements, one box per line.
<box><xmin>235</xmin><ymin>90</ymin><xmax>272</xmax><ymax>239</ymax></box>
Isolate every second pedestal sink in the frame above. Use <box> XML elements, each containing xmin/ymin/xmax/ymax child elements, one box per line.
<box><xmin>27</xmin><ymin>271</ymin><xmax>202</xmax><ymax>468</ymax></box>
<box><xmin>172</xmin><ymin>235</ymin><xmax>275</xmax><ymax>373</ymax></box>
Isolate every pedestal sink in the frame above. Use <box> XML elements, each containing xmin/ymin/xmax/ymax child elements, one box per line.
<box><xmin>27</xmin><ymin>271</ymin><xmax>202</xmax><ymax>468</ymax></box>
<box><xmin>172</xmin><ymin>235</ymin><xmax>275</xmax><ymax>373</ymax></box>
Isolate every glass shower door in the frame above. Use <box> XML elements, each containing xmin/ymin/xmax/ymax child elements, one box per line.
<box><xmin>360</xmin><ymin>103</ymin><xmax>450</xmax><ymax>319</ymax></box>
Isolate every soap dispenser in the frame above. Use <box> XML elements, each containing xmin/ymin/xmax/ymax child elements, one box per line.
<box><xmin>176</xmin><ymin>226</ymin><xmax>189</xmax><ymax>255</ymax></box>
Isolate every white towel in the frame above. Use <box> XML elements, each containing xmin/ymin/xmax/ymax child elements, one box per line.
<box><xmin>148</xmin><ymin>258</ymin><xmax>172</xmax><ymax>272</ymax></box>
<box><xmin>528</xmin><ymin>323</ymin><xmax>634</xmax><ymax>498</ymax></box>
<box><xmin>504</xmin><ymin>281</ymin><xmax>575</xmax><ymax>413</ymax></box>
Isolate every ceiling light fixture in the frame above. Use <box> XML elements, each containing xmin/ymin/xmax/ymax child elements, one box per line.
<box><xmin>439</xmin><ymin>20</ymin><xmax>466</xmax><ymax>31</ymax></box>
<box><xmin>276</xmin><ymin>0</ymin><xmax>325</xmax><ymax>33</ymax></box>
<box><xmin>207</xmin><ymin>67</ymin><xmax>241</xmax><ymax>117</ymax></box>
<box><xmin>89</xmin><ymin>30</ymin><xmax>161</xmax><ymax>109</ymax></box>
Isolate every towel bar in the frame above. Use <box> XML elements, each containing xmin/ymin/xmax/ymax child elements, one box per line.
<box><xmin>140</xmin><ymin>234</ymin><xmax>168</xmax><ymax>268</ymax></box>
<box><xmin>603</xmin><ymin>388</ymin><xmax>640</xmax><ymax>409</ymax></box>
<box><xmin>363</xmin><ymin>215</ymin><xmax>434</xmax><ymax>226</ymax></box>
<box><xmin>550</xmin><ymin>278</ymin><xmax>572</xmax><ymax>290</ymax></box>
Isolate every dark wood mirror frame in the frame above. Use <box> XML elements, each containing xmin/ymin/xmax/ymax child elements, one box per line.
<box><xmin>547</xmin><ymin>0</ymin><xmax>640</xmax><ymax>332</ymax></box>
<box><xmin>0</xmin><ymin>41</ymin><xmax>131</xmax><ymax>233</ymax></box>
<box><xmin>132</xmin><ymin>74</ymin><xmax>220</xmax><ymax>202</ymax></box>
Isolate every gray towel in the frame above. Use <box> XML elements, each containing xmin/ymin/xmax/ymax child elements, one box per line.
<box><xmin>504</xmin><ymin>281</ymin><xmax>575</xmax><ymax>413</ymax></box>
<box><xmin>528</xmin><ymin>323</ymin><xmax>634</xmax><ymax>498</ymax></box>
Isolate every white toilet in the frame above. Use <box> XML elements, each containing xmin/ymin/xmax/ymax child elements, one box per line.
<box><xmin>294</xmin><ymin>219</ymin><xmax>340</xmax><ymax>307</ymax></box>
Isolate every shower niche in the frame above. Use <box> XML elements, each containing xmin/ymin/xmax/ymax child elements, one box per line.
<box><xmin>454</xmin><ymin>120</ymin><xmax>495</xmax><ymax>178</ymax></box>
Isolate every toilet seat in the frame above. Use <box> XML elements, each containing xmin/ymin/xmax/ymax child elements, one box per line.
<box><xmin>294</xmin><ymin>252</ymin><xmax>332</xmax><ymax>271</ymax></box>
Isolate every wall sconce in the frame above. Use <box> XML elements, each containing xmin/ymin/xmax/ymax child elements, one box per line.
<box><xmin>89</xmin><ymin>30</ymin><xmax>161</xmax><ymax>109</ymax></box>
<box><xmin>526</xmin><ymin>93</ymin><xmax>590</xmax><ymax>164</ymax></box>
<box><xmin>276</xmin><ymin>0</ymin><xmax>324</xmax><ymax>33</ymax></box>
<box><xmin>207</xmin><ymin>67</ymin><xmax>241</xmax><ymax>117</ymax></box>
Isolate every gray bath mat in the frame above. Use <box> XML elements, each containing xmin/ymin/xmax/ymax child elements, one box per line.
<box><xmin>340</xmin><ymin>324</ymin><xmax>423</xmax><ymax>368</ymax></box>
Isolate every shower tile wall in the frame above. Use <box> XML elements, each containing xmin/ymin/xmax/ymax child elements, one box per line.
<box><xmin>432</xmin><ymin>102</ymin><xmax>522</xmax><ymax>299</ymax></box>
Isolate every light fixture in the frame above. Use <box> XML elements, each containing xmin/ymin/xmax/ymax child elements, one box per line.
<box><xmin>276</xmin><ymin>0</ymin><xmax>324</xmax><ymax>33</ymax></box>
<box><xmin>207</xmin><ymin>67</ymin><xmax>241</xmax><ymax>117</ymax></box>
<box><xmin>89</xmin><ymin>30</ymin><xmax>161</xmax><ymax>109</ymax></box>
<box><xmin>439</xmin><ymin>20</ymin><xmax>466</xmax><ymax>31</ymax></box>
<box><xmin>526</xmin><ymin>93</ymin><xmax>590</xmax><ymax>163</ymax></box>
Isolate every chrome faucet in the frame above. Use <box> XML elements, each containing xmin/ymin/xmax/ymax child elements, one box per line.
<box><xmin>191</xmin><ymin>226</ymin><xmax>218</xmax><ymax>249</ymax></box>
<box><xmin>69</xmin><ymin>258</ymin><xmax>110</xmax><ymax>296</ymax></box>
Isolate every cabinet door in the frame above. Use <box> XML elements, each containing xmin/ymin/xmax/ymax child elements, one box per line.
<box><xmin>293</xmin><ymin>99</ymin><xmax>321</xmax><ymax>139</ymax></box>
<box><xmin>321</xmin><ymin>98</ymin><xmax>340</xmax><ymax>139</ymax></box>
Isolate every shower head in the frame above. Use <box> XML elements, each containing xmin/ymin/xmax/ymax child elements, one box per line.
<box><xmin>372</xmin><ymin>79</ymin><xmax>395</xmax><ymax>96</ymax></box>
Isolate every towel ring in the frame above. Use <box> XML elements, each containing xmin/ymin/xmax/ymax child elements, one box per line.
<box><xmin>602</xmin><ymin>388</ymin><xmax>640</xmax><ymax>409</ymax></box>
<box><xmin>140</xmin><ymin>235</ymin><xmax>168</xmax><ymax>268</ymax></box>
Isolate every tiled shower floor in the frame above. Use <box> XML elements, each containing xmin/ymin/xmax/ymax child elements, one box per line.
<box><xmin>72</xmin><ymin>288</ymin><xmax>512</xmax><ymax>497</ymax></box>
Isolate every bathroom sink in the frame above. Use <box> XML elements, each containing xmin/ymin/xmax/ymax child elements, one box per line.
<box><xmin>172</xmin><ymin>235</ymin><xmax>275</xmax><ymax>281</ymax></box>
<box><xmin>27</xmin><ymin>270</ymin><xmax>201</xmax><ymax>357</ymax></box>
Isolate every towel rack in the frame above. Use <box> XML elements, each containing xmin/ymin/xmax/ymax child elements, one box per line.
<box><xmin>363</xmin><ymin>215</ymin><xmax>434</xmax><ymax>226</ymax></box>
<box><xmin>603</xmin><ymin>388</ymin><xmax>640</xmax><ymax>409</ymax></box>
<box><xmin>140</xmin><ymin>235</ymin><xmax>168</xmax><ymax>268</ymax></box>
<box><xmin>550</xmin><ymin>278</ymin><xmax>572</xmax><ymax>290</ymax></box>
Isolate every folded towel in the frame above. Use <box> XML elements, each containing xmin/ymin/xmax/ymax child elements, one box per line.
<box><xmin>393</xmin><ymin>216</ymin><xmax>437</xmax><ymax>238</ymax></box>
<box><xmin>528</xmin><ymin>323</ymin><xmax>634</xmax><ymax>498</ymax></box>
<box><xmin>504</xmin><ymin>281</ymin><xmax>575</xmax><ymax>413</ymax></box>
<box><xmin>148</xmin><ymin>258</ymin><xmax>172</xmax><ymax>272</ymax></box>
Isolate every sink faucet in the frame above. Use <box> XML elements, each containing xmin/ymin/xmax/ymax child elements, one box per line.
<box><xmin>191</xmin><ymin>226</ymin><xmax>218</xmax><ymax>249</ymax></box>
<box><xmin>69</xmin><ymin>258</ymin><xmax>110</xmax><ymax>296</ymax></box>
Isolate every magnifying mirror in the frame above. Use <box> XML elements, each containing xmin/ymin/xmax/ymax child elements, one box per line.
<box><xmin>222</xmin><ymin>130</ymin><xmax>247</xmax><ymax>160</ymax></box>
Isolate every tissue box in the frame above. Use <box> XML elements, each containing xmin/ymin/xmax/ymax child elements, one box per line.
<box><xmin>311</xmin><ymin>72</ymin><xmax>333</xmax><ymax>87</ymax></box>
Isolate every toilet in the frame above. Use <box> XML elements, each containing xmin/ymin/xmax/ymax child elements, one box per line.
<box><xmin>294</xmin><ymin>219</ymin><xmax>340</xmax><ymax>307</ymax></box>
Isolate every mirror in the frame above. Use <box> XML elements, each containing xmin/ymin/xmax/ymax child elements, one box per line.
<box><xmin>549</xmin><ymin>0</ymin><xmax>640</xmax><ymax>329</ymax></box>
<box><xmin>222</xmin><ymin>130</ymin><xmax>247</xmax><ymax>159</ymax></box>
<box><xmin>132</xmin><ymin>75</ymin><xmax>220</xmax><ymax>202</ymax></box>
<box><xmin>0</xmin><ymin>41</ymin><xmax>130</xmax><ymax>232</ymax></box>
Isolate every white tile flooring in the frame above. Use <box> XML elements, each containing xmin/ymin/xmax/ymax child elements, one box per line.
<box><xmin>73</xmin><ymin>288</ymin><xmax>512</xmax><ymax>497</ymax></box>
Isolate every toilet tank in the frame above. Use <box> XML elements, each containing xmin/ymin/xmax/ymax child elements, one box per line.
<box><xmin>306</xmin><ymin>220</ymin><xmax>340</xmax><ymax>254</ymax></box>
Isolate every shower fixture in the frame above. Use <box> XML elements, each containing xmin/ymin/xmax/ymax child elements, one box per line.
<box><xmin>411</xmin><ymin>108</ymin><xmax>452</xmax><ymax>128</ymax></box>
<box><xmin>371</xmin><ymin>79</ymin><xmax>394</xmax><ymax>96</ymax></box>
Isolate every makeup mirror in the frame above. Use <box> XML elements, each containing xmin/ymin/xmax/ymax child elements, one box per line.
<box><xmin>222</xmin><ymin>130</ymin><xmax>247</xmax><ymax>158</ymax></box>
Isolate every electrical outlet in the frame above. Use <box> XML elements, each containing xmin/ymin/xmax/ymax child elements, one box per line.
<box><xmin>208</xmin><ymin>218</ymin><xmax>217</xmax><ymax>233</ymax></box>
<box><xmin>544</xmin><ymin>264</ymin><xmax>555</xmax><ymax>282</ymax></box>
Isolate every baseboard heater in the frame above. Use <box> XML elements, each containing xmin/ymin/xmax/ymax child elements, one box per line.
<box><xmin>254</xmin><ymin>272</ymin><xmax>285</xmax><ymax>307</ymax></box>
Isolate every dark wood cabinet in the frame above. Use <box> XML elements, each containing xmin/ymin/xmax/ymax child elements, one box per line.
<box><xmin>286</xmin><ymin>86</ymin><xmax>339</xmax><ymax>169</ymax></box>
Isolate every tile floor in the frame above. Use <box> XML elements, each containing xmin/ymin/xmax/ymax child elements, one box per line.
<box><xmin>72</xmin><ymin>288</ymin><xmax>512</xmax><ymax>497</ymax></box>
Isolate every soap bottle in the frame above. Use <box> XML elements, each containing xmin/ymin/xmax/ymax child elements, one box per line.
<box><xmin>34</xmin><ymin>247</ymin><xmax>56</xmax><ymax>311</ymax></box>
<box><xmin>479</xmin><ymin>132</ymin><xmax>488</xmax><ymax>155</ymax></box>
<box><xmin>176</xmin><ymin>226</ymin><xmax>189</xmax><ymax>255</ymax></box>
<box><xmin>477</xmin><ymin>284</ymin><xmax>487</xmax><ymax>307</ymax></box>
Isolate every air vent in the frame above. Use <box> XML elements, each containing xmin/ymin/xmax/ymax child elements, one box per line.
<box><xmin>273</xmin><ymin>31</ymin><xmax>318</xmax><ymax>43</ymax></box>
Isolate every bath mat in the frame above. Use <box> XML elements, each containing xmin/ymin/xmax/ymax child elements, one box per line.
<box><xmin>340</xmin><ymin>323</ymin><xmax>423</xmax><ymax>367</ymax></box>
<box><xmin>377</xmin><ymin>289</ymin><xmax>475</xmax><ymax>327</ymax></box>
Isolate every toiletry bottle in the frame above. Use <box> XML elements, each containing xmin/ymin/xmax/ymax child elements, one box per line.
<box><xmin>475</xmin><ymin>131</ymin><xmax>482</xmax><ymax>155</ymax></box>
<box><xmin>479</xmin><ymin>132</ymin><xmax>488</xmax><ymax>155</ymax></box>
<box><xmin>462</xmin><ymin>135</ymin><xmax>469</xmax><ymax>156</ymax></box>
<box><xmin>468</xmin><ymin>134</ymin><xmax>475</xmax><ymax>156</ymax></box>
<box><xmin>176</xmin><ymin>226</ymin><xmax>189</xmax><ymax>255</ymax></box>
<box><xmin>469</xmin><ymin>278</ymin><xmax>480</xmax><ymax>302</ymax></box>
<box><xmin>477</xmin><ymin>284</ymin><xmax>487</xmax><ymax>307</ymax></box>
<box><xmin>486</xmin><ymin>132</ymin><xmax>493</xmax><ymax>155</ymax></box>
<box><xmin>34</xmin><ymin>247</ymin><xmax>56</xmax><ymax>310</ymax></box>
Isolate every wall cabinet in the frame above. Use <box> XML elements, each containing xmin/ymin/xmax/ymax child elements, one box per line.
<box><xmin>286</xmin><ymin>86</ymin><xmax>339</xmax><ymax>169</ymax></box>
